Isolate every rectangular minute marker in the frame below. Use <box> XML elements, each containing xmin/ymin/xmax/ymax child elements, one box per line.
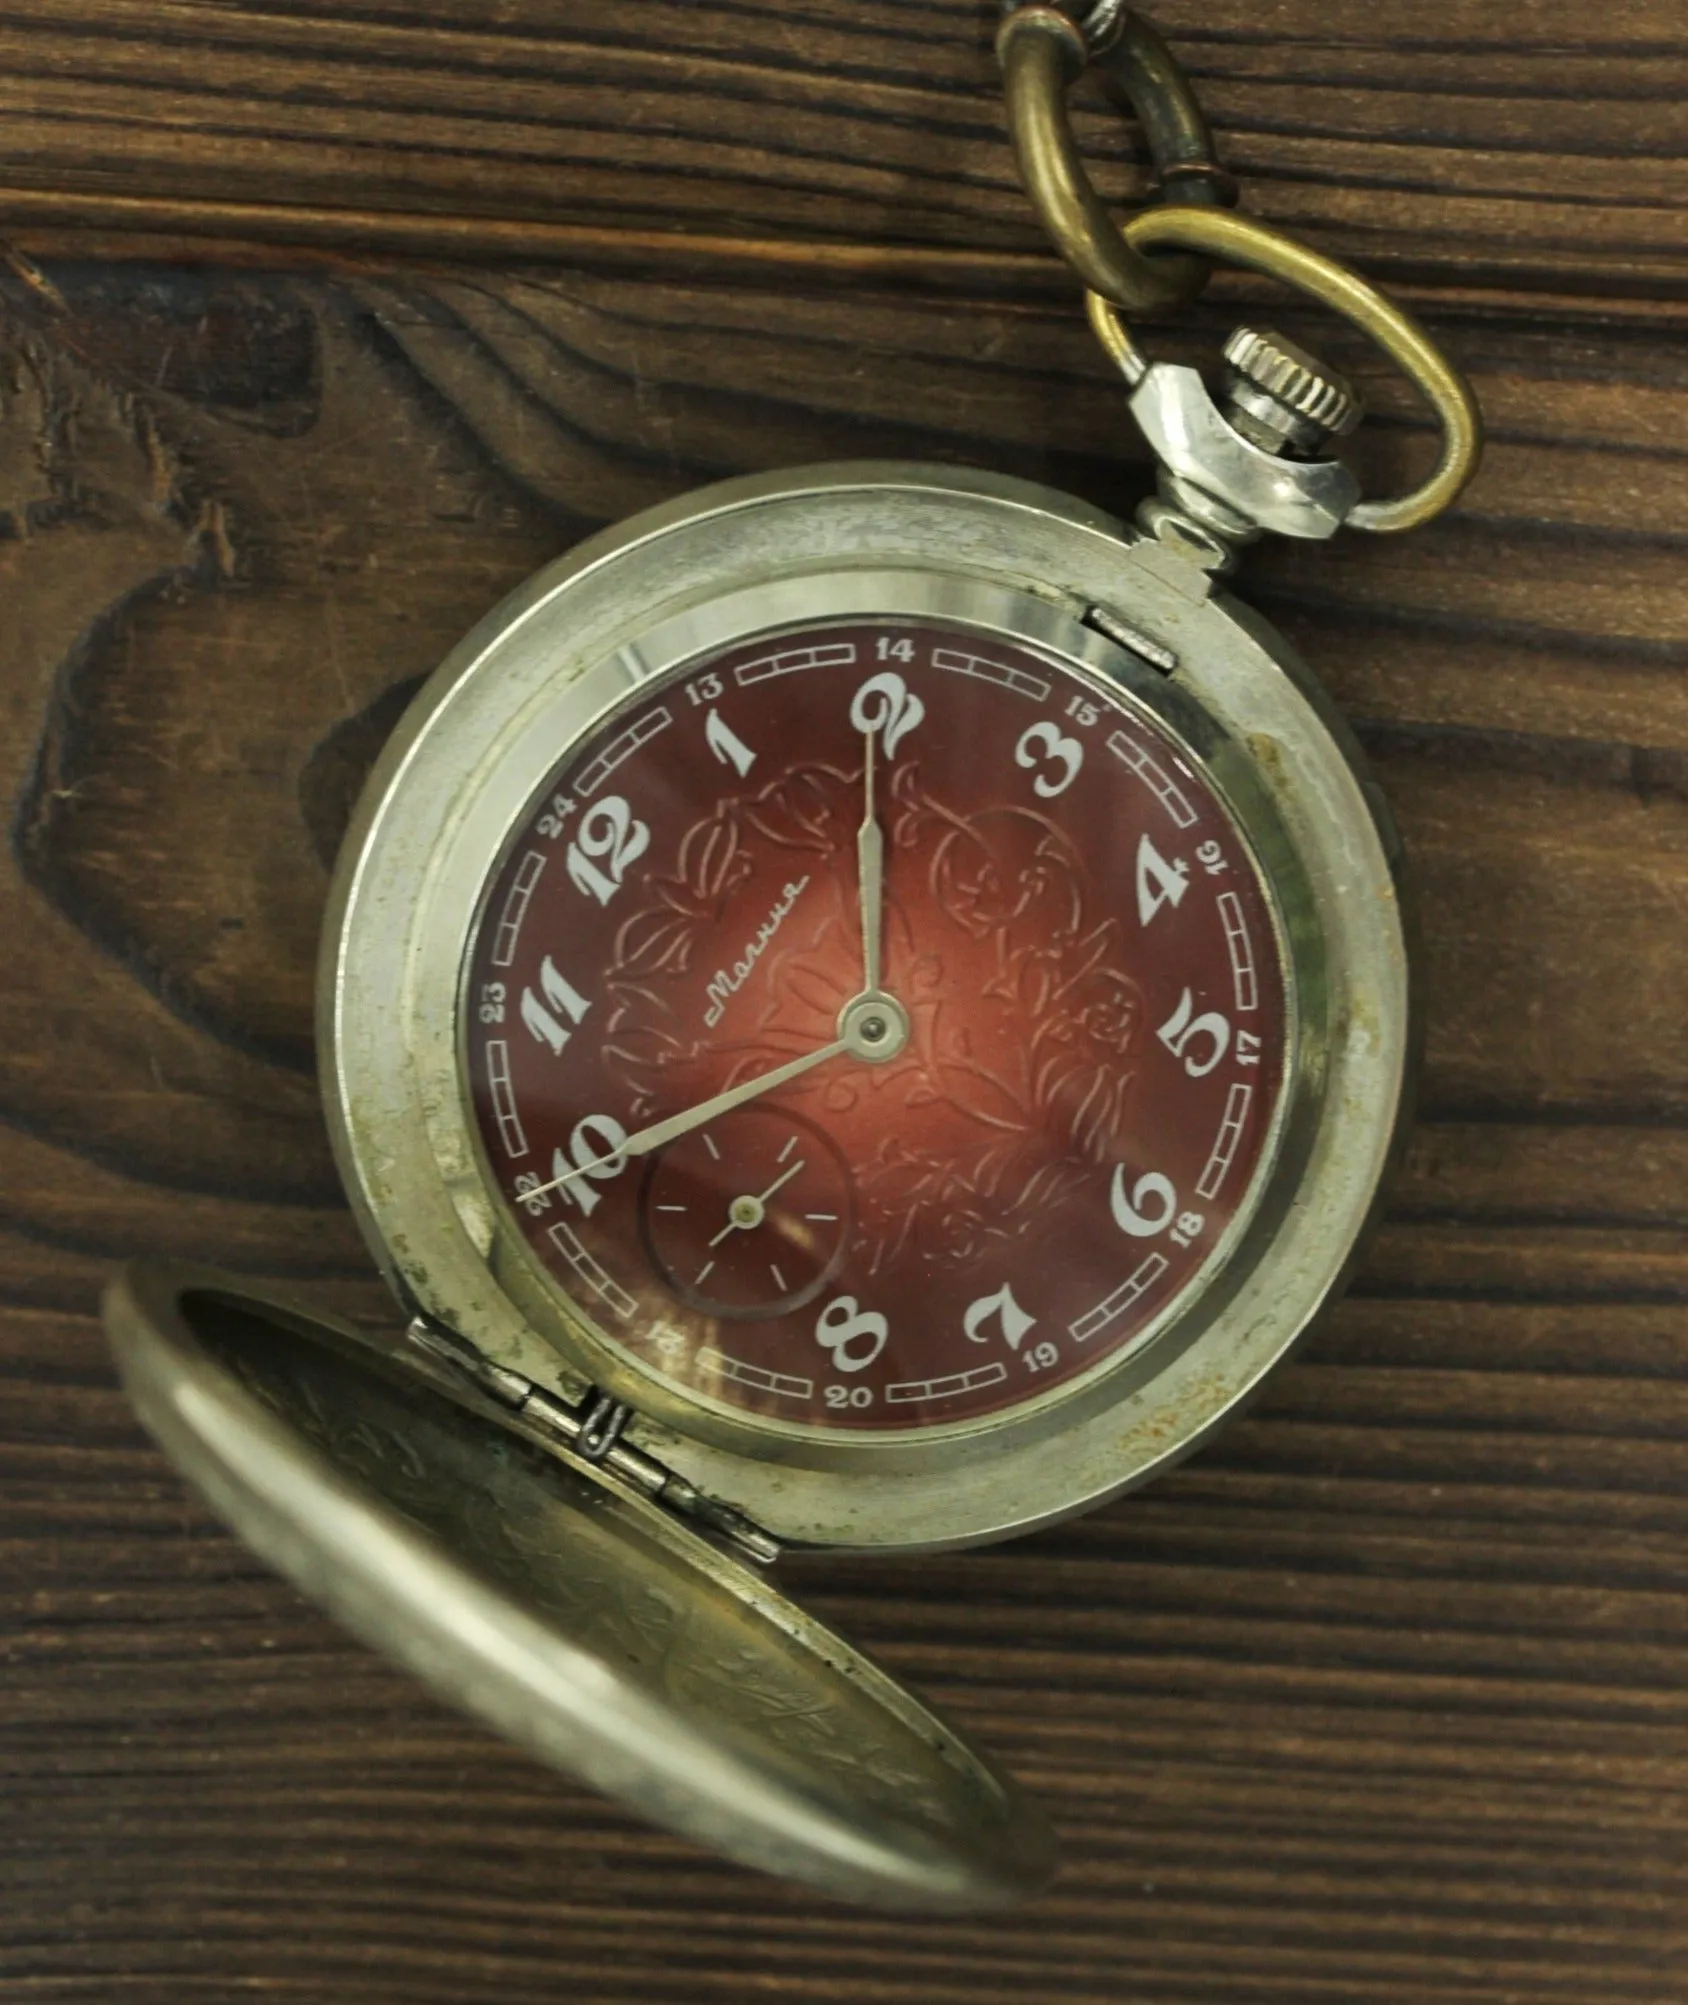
<box><xmin>574</xmin><ymin>706</ymin><xmax>672</xmax><ymax>797</ymax></box>
<box><xmin>697</xmin><ymin>1350</ymin><xmax>812</xmax><ymax>1401</ymax></box>
<box><xmin>547</xmin><ymin>1222</ymin><xmax>636</xmax><ymax>1320</ymax></box>
<box><xmin>485</xmin><ymin>1040</ymin><xmax>527</xmax><ymax>1158</ymax></box>
<box><xmin>735</xmin><ymin>642</ymin><xmax>856</xmax><ymax>686</ymax></box>
<box><xmin>931</xmin><ymin>647</ymin><xmax>1049</xmax><ymax>701</ymax></box>
<box><xmin>1069</xmin><ymin>1253</ymin><xmax>1169</xmax><ymax>1345</ymax></box>
<box><xmin>1197</xmin><ymin>1083</ymin><xmax>1253</xmax><ymax>1202</ymax></box>
<box><xmin>886</xmin><ymin>1362</ymin><xmax>1008</xmax><ymax>1405</ymax></box>
<box><xmin>1107</xmin><ymin>727</ymin><xmax>1198</xmax><ymax>829</ymax></box>
<box><xmin>1217</xmin><ymin>890</ymin><xmax>1258</xmax><ymax>1012</ymax></box>
<box><xmin>490</xmin><ymin>849</ymin><xmax>546</xmax><ymax>968</ymax></box>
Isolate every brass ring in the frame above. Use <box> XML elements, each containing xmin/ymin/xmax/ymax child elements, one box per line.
<box><xmin>996</xmin><ymin>5</ymin><xmax>1230</xmax><ymax>316</ymax></box>
<box><xmin>1101</xmin><ymin>207</ymin><xmax>1483</xmax><ymax>533</ymax></box>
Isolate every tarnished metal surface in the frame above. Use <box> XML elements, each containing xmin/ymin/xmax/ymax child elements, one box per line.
<box><xmin>105</xmin><ymin>1262</ymin><xmax>1053</xmax><ymax>1911</ymax></box>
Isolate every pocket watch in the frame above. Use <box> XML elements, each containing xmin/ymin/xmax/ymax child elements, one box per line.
<box><xmin>103</xmin><ymin>6</ymin><xmax>1481</xmax><ymax>1912</ymax></box>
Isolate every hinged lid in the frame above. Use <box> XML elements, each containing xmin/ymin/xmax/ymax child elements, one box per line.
<box><xmin>103</xmin><ymin>1261</ymin><xmax>1055</xmax><ymax>1910</ymax></box>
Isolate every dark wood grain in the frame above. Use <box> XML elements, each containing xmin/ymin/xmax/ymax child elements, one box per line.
<box><xmin>2</xmin><ymin>18</ymin><xmax>1687</xmax><ymax>1998</ymax></box>
<box><xmin>0</xmin><ymin>1</ymin><xmax>1686</xmax><ymax>298</ymax></box>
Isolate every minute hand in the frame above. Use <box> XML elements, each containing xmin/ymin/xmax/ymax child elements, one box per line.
<box><xmin>857</xmin><ymin>725</ymin><xmax>885</xmax><ymax>994</ymax></box>
<box><xmin>536</xmin><ymin>1038</ymin><xmax>848</xmax><ymax>1197</ymax></box>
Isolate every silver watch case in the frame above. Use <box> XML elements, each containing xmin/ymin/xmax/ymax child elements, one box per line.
<box><xmin>322</xmin><ymin>462</ymin><xmax>1411</xmax><ymax>1553</ymax></box>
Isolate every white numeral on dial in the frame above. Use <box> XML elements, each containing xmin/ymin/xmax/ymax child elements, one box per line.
<box><xmin>1111</xmin><ymin>1168</ymin><xmax>1178</xmax><ymax>1238</ymax></box>
<box><xmin>519</xmin><ymin>956</ymin><xmax>591</xmax><ymax>1055</ymax></box>
<box><xmin>850</xmin><ymin>672</ymin><xmax>925</xmax><ymax>757</ymax></box>
<box><xmin>553</xmin><ymin>1113</ymin><xmax>629</xmax><ymax>1217</ymax></box>
<box><xmin>1136</xmin><ymin>833</ymin><xmax>1190</xmax><ymax>926</ymax></box>
<box><xmin>1157</xmin><ymin>988</ymin><xmax>1231</xmax><ymax>1078</ymax></box>
<box><xmin>566</xmin><ymin>795</ymin><xmax>649</xmax><ymax>906</ymax></box>
<box><xmin>825</xmin><ymin>1384</ymin><xmax>874</xmax><ymax>1409</ymax></box>
<box><xmin>815</xmin><ymin>1295</ymin><xmax>889</xmax><ymax>1373</ymax></box>
<box><xmin>963</xmin><ymin>1282</ymin><xmax>1037</xmax><ymax>1350</ymax></box>
<box><xmin>1014</xmin><ymin>721</ymin><xmax>1084</xmax><ymax>799</ymax></box>
<box><xmin>704</xmin><ymin>708</ymin><xmax>756</xmax><ymax>776</ymax></box>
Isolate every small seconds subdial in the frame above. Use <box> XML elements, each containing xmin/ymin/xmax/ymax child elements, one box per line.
<box><xmin>640</xmin><ymin>1107</ymin><xmax>853</xmax><ymax>1319</ymax></box>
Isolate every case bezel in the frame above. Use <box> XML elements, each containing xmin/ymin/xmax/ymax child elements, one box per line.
<box><xmin>323</xmin><ymin>464</ymin><xmax>1411</xmax><ymax>1551</ymax></box>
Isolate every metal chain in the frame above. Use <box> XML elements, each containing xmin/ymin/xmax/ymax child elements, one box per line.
<box><xmin>996</xmin><ymin>2</ymin><xmax>1483</xmax><ymax>533</ymax></box>
<box><xmin>996</xmin><ymin>0</ymin><xmax>1231</xmax><ymax>314</ymax></box>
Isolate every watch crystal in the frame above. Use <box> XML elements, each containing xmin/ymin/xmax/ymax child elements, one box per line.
<box><xmin>463</xmin><ymin>619</ymin><xmax>1288</xmax><ymax>1432</ymax></box>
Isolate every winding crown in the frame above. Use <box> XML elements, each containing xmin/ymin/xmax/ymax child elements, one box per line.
<box><xmin>1223</xmin><ymin>327</ymin><xmax>1362</xmax><ymax>442</ymax></box>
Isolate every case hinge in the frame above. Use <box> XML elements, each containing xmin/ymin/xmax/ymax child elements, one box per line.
<box><xmin>404</xmin><ymin>1317</ymin><xmax>780</xmax><ymax>1567</ymax></box>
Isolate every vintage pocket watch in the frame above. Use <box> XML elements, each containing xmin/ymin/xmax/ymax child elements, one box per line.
<box><xmin>104</xmin><ymin>7</ymin><xmax>1481</xmax><ymax>1912</ymax></box>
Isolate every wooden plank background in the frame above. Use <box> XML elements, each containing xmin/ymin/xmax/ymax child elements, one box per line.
<box><xmin>2</xmin><ymin>4</ymin><xmax>1687</xmax><ymax>2000</ymax></box>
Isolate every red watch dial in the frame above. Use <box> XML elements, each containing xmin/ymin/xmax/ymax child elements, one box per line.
<box><xmin>463</xmin><ymin>619</ymin><xmax>1288</xmax><ymax>1432</ymax></box>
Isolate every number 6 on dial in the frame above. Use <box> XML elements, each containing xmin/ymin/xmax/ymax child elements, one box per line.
<box><xmin>1111</xmin><ymin>1169</ymin><xmax>1177</xmax><ymax>1238</ymax></box>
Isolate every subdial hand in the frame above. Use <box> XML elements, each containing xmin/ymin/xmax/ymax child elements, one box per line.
<box><xmin>530</xmin><ymin>1039</ymin><xmax>848</xmax><ymax>1200</ymax></box>
<box><xmin>857</xmin><ymin>721</ymin><xmax>885</xmax><ymax>995</ymax></box>
<box><xmin>706</xmin><ymin>1156</ymin><xmax>808</xmax><ymax>1248</ymax></box>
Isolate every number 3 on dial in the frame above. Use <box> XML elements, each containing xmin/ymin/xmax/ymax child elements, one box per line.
<box><xmin>1014</xmin><ymin>721</ymin><xmax>1083</xmax><ymax>798</ymax></box>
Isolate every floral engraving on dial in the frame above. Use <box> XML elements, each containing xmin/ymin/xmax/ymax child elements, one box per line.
<box><xmin>464</xmin><ymin>618</ymin><xmax>1288</xmax><ymax>1434</ymax></box>
<box><xmin>600</xmin><ymin>764</ymin><xmax>847</xmax><ymax>1099</ymax></box>
<box><xmin>599</xmin><ymin>763</ymin><xmax>1144</xmax><ymax>1276</ymax></box>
